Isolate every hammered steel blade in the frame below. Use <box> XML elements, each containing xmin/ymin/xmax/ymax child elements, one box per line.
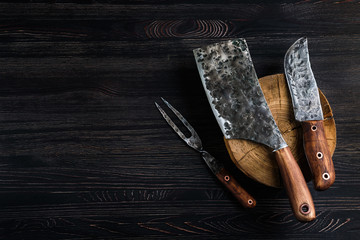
<box><xmin>193</xmin><ymin>39</ymin><xmax>287</xmax><ymax>151</ymax></box>
<box><xmin>284</xmin><ymin>37</ymin><xmax>323</xmax><ymax>122</ymax></box>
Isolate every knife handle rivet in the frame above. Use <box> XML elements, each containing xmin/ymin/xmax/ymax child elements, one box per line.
<box><xmin>311</xmin><ymin>125</ymin><xmax>317</xmax><ymax>131</ymax></box>
<box><xmin>248</xmin><ymin>199</ymin><xmax>253</xmax><ymax>205</ymax></box>
<box><xmin>316</xmin><ymin>152</ymin><xmax>323</xmax><ymax>159</ymax></box>
<box><xmin>224</xmin><ymin>176</ymin><xmax>230</xmax><ymax>182</ymax></box>
<box><xmin>322</xmin><ymin>173</ymin><xmax>330</xmax><ymax>180</ymax></box>
<box><xmin>300</xmin><ymin>203</ymin><xmax>310</xmax><ymax>215</ymax></box>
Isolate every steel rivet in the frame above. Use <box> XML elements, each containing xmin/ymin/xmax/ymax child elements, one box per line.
<box><xmin>322</xmin><ymin>173</ymin><xmax>330</xmax><ymax>180</ymax></box>
<box><xmin>311</xmin><ymin>125</ymin><xmax>317</xmax><ymax>131</ymax></box>
<box><xmin>317</xmin><ymin>152</ymin><xmax>323</xmax><ymax>159</ymax></box>
<box><xmin>248</xmin><ymin>199</ymin><xmax>253</xmax><ymax>205</ymax></box>
<box><xmin>300</xmin><ymin>203</ymin><xmax>310</xmax><ymax>215</ymax></box>
<box><xmin>224</xmin><ymin>176</ymin><xmax>230</xmax><ymax>182</ymax></box>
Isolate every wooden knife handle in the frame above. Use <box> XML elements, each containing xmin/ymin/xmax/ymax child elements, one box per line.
<box><xmin>215</xmin><ymin>168</ymin><xmax>256</xmax><ymax>208</ymax></box>
<box><xmin>302</xmin><ymin>120</ymin><xmax>335</xmax><ymax>191</ymax></box>
<box><xmin>274</xmin><ymin>147</ymin><xmax>316</xmax><ymax>222</ymax></box>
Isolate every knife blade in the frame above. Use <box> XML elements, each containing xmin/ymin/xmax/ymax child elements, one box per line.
<box><xmin>284</xmin><ymin>37</ymin><xmax>335</xmax><ymax>191</ymax></box>
<box><xmin>194</xmin><ymin>39</ymin><xmax>315</xmax><ymax>221</ymax></box>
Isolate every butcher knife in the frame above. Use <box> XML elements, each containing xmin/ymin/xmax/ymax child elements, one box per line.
<box><xmin>194</xmin><ymin>39</ymin><xmax>315</xmax><ymax>222</ymax></box>
<box><xmin>284</xmin><ymin>37</ymin><xmax>335</xmax><ymax>191</ymax></box>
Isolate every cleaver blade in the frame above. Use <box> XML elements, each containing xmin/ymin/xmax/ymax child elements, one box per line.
<box><xmin>194</xmin><ymin>39</ymin><xmax>315</xmax><ymax>222</ymax></box>
<box><xmin>284</xmin><ymin>37</ymin><xmax>335</xmax><ymax>191</ymax></box>
<box><xmin>194</xmin><ymin>39</ymin><xmax>286</xmax><ymax>150</ymax></box>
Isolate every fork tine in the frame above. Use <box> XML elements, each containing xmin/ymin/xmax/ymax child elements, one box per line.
<box><xmin>160</xmin><ymin>97</ymin><xmax>197</xmax><ymax>135</ymax></box>
<box><xmin>156</xmin><ymin>98</ymin><xmax>203</xmax><ymax>151</ymax></box>
<box><xmin>155</xmin><ymin>101</ymin><xmax>187</xmax><ymax>142</ymax></box>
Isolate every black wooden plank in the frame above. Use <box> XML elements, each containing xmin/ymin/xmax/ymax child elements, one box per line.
<box><xmin>0</xmin><ymin>1</ymin><xmax>359</xmax><ymax>239</ymax></box>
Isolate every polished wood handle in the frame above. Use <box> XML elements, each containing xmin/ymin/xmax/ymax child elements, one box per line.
<box><xmin>215</xmin><ymin>168</ymin><xmax>256</xmax><ymax>208</ymax></box>
<box><xmin>302</xmin><ymin>120</ymin><xmax>335</xmax><ymax>191</ymax></box>
<box><xmin>274</xmin><ymin>147</ymin><xmax>316</xmax><ymax>222</ymax></box>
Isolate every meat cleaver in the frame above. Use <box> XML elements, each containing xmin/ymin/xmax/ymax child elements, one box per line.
<box><xmin>284</xmin><ymin>37</ymin><xmax>335</xmax><ymax>191</ymax></box>
<box><xmin>193</xmin><ymin>39</ymin><xmax>315</xmax><ymax>222</ymax></box>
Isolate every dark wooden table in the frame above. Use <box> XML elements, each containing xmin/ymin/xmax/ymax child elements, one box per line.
<box><xmin>0</xmin><ymin>1</ymin><xmax>359</xmax><ymax>239</ymax></box>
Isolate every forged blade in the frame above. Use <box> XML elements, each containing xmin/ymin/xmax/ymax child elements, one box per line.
<box><xmin>193</xmin><ymin>39</ymin><xmax>287</xmax><ymax>151</ymax></box>
<box><xmin>284</xmin><ymin>37</ymin><xmax>323</xmax><ymax>122</ymax></box>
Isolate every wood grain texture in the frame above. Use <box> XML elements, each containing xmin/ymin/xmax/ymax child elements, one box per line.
<box><xmin>0</xmin><ymin>1</ymin><xmax>359</xmax><ymax>239</ymax></box>
<box><xmin>302</xmin><ymin>120</ymin><xmax>335</xmax><ymax>190</ymax></box>
<box><xmin>215</xmin><ymin>168</ymin><xmax>256</xmax><ymax>208</ymax></box>
<box><xmin>224</xmin><ymin>74</ymin><xmax>336</xmax><ymax>188</ymax></box>
<box><xmin>274</xmin><ymin>147</ymin><xmax>315</xmax><ymax>222</ymax></box>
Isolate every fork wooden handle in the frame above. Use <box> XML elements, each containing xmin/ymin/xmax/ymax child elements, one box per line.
<box><xmin>216</xmin><ymin>168</ymin><xmax>256</xmax><ymax>208</ymax></box>
<box><xmin>274</xmin><ymin>147</ymin><xmax>316</xmax><ymax>222</ymax></box>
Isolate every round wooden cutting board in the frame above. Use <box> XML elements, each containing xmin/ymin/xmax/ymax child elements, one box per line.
<box><xmin>224</xmin><ymin>74</ymin><xmax>336</xmax><ymax>188</ymax></box>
